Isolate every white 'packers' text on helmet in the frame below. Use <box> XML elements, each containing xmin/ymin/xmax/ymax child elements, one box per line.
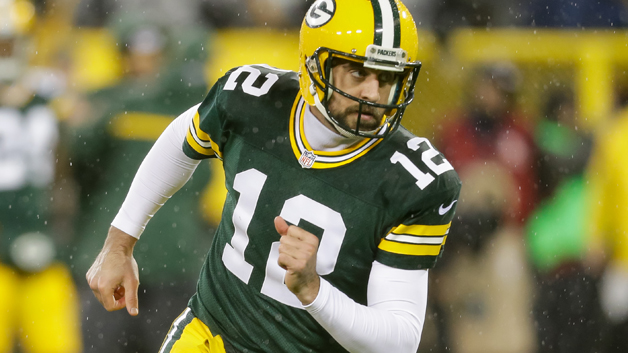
<box><xmin>299</xmin><ymin>0</ymin><xmax>421</xmax><ymax>139</ymax></box>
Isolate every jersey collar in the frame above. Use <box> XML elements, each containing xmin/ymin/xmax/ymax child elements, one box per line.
<box><xmin>289</xmin><ymin>93</ymin><xmax>384</xmax><ymax>169</ymax></box>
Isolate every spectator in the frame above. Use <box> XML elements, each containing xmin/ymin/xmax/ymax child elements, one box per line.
<box><xmin>68</xmin><ymin>22</ymin><xmax>213</xmax><ymax>353</ymax></box>
<box><xmin>429</xmin><ymin>62</ymin><xmax>538</xmax><ymax>353</ymax></box>
<box><xmin>526</xmin><ymin>90</ymin><xmax>603</xmax><ymax>353</ymax></box>
<box><xmin>441</xmin><ymin>62</ymin><xmax>538</xmax><ymax>238</ymax></box>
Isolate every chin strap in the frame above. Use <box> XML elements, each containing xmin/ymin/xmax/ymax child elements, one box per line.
<box><xmin>310</xmin><ymin>83</ymin><xmax>358</xmax><ymax>138</ymax></box>
<box><xmin>309</xmin><ymin>82</ymin><xmax>388</xmax><ymax>139</ymax></box>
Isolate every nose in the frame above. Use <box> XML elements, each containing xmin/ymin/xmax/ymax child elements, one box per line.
<box><xmin>359</xmin><ymin>74</ymin><xmax>381</xmax><ymax>103</ymax></box>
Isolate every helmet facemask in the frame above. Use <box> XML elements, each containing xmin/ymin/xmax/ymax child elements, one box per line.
<box><xmin>305</xmin><ymin>46</ymin><xmax>421</xmax><ymax>139</ymax></box>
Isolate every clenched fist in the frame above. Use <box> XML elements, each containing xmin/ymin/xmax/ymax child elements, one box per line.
<box><xmin>86</xmin><ymin>226</ymin><xmax>140</xmax><ymax>316</ymax></box>
<box><xmin>274</xmin><ymin>216</ymin><xmax>321</xmax><ymax>305</ymax></box>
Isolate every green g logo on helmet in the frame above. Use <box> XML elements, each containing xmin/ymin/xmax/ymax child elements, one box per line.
<box><xmin>306</xmin><ymin>0</ymin><xmax>336</xmax><ymax>28</ymax></box>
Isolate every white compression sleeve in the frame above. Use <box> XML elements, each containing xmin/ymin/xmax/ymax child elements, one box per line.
<box><xmin>305</xmin><ymin>261</ymin><xmax>428</xmax><ymax>353</ymax></box>
<box><xmin>111</xmin><ymin>104</ymin><xmax>202</xmax><ymax>238</ymax></box>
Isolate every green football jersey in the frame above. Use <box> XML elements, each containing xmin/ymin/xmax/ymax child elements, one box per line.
<box><xmin>182</xmin><ymin>65</ymin><xmax>461</xmax><ymax>352</ymax></box>
<box><xmin>0</xmin><ymin>95</ymin><xmax>58</xmax><ymax>262</ymax></box>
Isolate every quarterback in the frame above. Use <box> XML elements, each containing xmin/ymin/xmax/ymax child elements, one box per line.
<box><xmin>86</xmin><ymin>0</ymin><xmax>461</xmax><ymax>352</ymax></box>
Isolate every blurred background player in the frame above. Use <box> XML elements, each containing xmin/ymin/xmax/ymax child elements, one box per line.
<box><xmin>67</xmin><ymin>19</ymin><xmax>214</xmax><ymax>353</ymax></box>
<box><xmin>0</xmin><ymin>0</ymin><xmax>82</xmax><ymax>352</ymax></box>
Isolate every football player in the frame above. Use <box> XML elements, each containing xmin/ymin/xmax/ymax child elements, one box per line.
<box><xmin>86</xmin><ymin>0</ymin><xmax>461</xmax><ymax>352</ymax></box>
<box><xmin>0</xmin><ymin>0</ymin><xmax>82</xmax><ymax>351</ymax></box>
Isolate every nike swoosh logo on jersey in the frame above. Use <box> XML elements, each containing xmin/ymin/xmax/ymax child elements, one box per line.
<box><xmin>438</xmin><ymin>200</ymin><xmax>457</xmax><ymax>215</ymax></box>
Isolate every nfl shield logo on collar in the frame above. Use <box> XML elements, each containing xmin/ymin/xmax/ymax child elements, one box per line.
<box><xmin>299</xmin><ymin>150</ymin><xmax>317</xmax><ymax>169</ymax></box>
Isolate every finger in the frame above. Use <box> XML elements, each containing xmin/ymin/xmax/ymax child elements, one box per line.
<box><xmin>124</xmin><ymin>278</ymin><xmax>140</xmax><ymax>316</ymax></box>
<box><xmin>99</xmin><ymin>281</ymin><xmax>120</xmax><ymax>311</ymax></box>
<box><xmin>278</xmin><ymin>241</ymin><xmax>301</xmax><ymax>261</ymax></box>
<box><xmin>113</xmin><ymin>285</ymin><xmax>127</xmax><ymax>311</ymax></box>
<box><xmin>278</xmin><ymin>252</ymin><xmax>299</xmax><ymax>271</ymax></box>
<box><xmin>281</xmin><ymin>231</ymin><xmax>320</xmax><ymax>253</ymax></box>
<box><xmin>114</xmin><ymin>285</ymin><xmax>125</xmax><ymax>301</ymax></box>
<box><xmin>285</xmin><ymin>226</ymin><xmax>320</xmax><ymax>247</ymax></box>
<box><xmin>87</xmin><ymin>275</ymin><xmax>104</xmax><ymax>304</ymax></box>
<box><xmin>91</xmin><ymin>288</ymin><xmax>104</xmax><ymax>306</ymax></box>
<box><xmin>274</xmin><ymin>216</ymin><xmax>289</xmax><ymax>236</ymax></box>
<box><xmin>279</xmin><ymin>233</ymin><xmax>301</xmax><ymax>248</ymax></box>
<box><xmin>277</xmin><ymin>252</ymin><xmax>290</xmax><ymax>270</ymax></box>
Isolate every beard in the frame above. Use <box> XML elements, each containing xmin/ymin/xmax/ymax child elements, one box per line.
<box><xmin>328</xmin><ymin>99</ymin><xmax>386</xmax><ymax>132</ymax></box>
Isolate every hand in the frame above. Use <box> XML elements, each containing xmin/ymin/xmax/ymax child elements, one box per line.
<box><xmin>86</xmin><ymin>226</ymin><xmax>140</xmax><ymax>316</ymax></box>
<box><xmin>274</xmin><ymin>216</ymin><xmax>321</xmax><ymax>305</ymax></box>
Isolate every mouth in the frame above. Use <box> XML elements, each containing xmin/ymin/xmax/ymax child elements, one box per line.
<box><xmin>348</xmin><ymin>111</ymin><xmax>382</xmax><ymax>131</ymax></box>
<box><xmin>354</xmin><ymin>112</ymin><xmax>376</xmax><ymax>122</ymax></box>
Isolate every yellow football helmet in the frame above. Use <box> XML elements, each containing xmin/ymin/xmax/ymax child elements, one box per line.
<box><xmin>299</xmin><ymin>0</ymin><xmax>421</xmax><ymax>138</ymax></box>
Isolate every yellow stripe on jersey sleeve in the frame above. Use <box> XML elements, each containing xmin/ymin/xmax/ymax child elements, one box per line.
<box><xmin>378</xmin><ymin>222</ymin><xmax>451</xmax><ymax>256</ymax></box>
<box><xmin>210</xmin><ymin>139</ymin><xmax>222</xmax><ymax>159</ymax></box>
<box><xmin>378</xmin><ymin>237</ymin><xmax>446</xmax><ymax>256</ymax></box>
<box><xmin>185</xmin><ymin>132</ymin><xmax>213</xmax><ymax>156</ymax></box>
<box><xmin>390</xmin><ymin>222</ymin><xmax>451</xmax><ymax>236</ymax></box>
<box><xmin>185</xmin><ymin>112</ymin><xmax>222</xmax><ymax>158</ymax></box>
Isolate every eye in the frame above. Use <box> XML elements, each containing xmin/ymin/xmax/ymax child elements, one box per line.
<box><xmin>377</xmin><ymin>72</ymin><xmax>397</xmax><ymax>85</ymax></box>
<box><xmin>350</xmin><ymin>68</ymin><xmax>368</xmax><ymax>78</ymax></box>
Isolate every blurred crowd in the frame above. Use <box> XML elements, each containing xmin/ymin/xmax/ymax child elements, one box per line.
<box><xmin>1</xmin><ymin>0</ymin><xmax>628</xmax><ymax>352</ymax></box>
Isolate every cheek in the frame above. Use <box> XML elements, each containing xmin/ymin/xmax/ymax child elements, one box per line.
<box><xmin>379</xmin><ymin>86</ymin><xmax>394</xmax><ymax>104</ymax></box>
<box><xmin>328</xmin><ymin>93</ymin><xmax>350</xmax><ymax>110</ymax></box>
<box><xmin>326</xmin><ymin>94</ymin><xmax>342</xmax><ymax>116</ymax></box>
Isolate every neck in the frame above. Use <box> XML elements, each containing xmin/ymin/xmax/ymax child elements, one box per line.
<box><xmin>309</xmin><ymin>105</ymin><xmax>338</xmax><ymax>134</ymax></box>
<box><xmin>305</xmin><ymin>105</ymin><xmax>362</xmax><ymax>151</ymax></box>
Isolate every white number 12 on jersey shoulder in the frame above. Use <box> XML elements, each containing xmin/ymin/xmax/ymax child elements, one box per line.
<box><xmin>390</xmin><ymin>137</ymin><xmax>453</xmax><ymax>190</ymax></box>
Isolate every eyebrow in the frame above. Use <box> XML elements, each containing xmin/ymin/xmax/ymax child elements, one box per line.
<box><xmin>331</xmin><ymin>57</ymin><xmax>361</xmax><ymax>69</ymax></box>
<box><xmin>346</xmin><ymin>62</ymin><xmax>363</xmax><ymax>70</ymax></box>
